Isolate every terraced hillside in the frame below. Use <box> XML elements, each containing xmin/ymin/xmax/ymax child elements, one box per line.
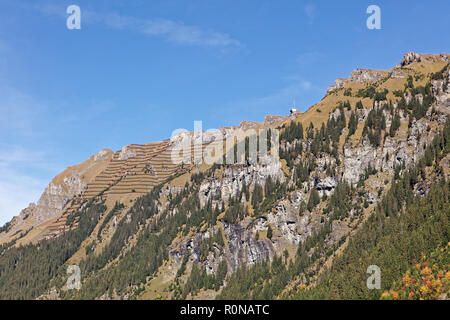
<box><xmin>0</xmin><ymin>52</ymin><xmax>449</xmax><ymax>300</ymax></box>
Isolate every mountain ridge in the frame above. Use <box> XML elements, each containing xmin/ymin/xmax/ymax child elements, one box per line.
<box><xmin>1</xmin><ymin>50</ymin><xmax>449</xmax><ymax>247</ymax></box>
<box><xmin>0</xmin><ymin>51</ymin><xmax>449</xmax><ymax>300</ymax></box>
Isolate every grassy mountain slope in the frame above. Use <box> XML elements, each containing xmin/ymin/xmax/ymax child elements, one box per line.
<box><xmin>0</xmin><ymin>52</ymin><xmax>449</xmax><ymax>300</ymax></box>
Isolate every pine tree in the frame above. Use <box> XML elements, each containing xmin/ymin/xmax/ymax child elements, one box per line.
<box><xmin>307</xmin><ymin>189</ymin><xmax>321</xmax><ymax>211</ymax></box>
<box><xmin>389</xmin><ymin>112</ymin><xmax>401</xmax><ymax>137</ymax></box>
<box><xmin>267</xmin><ymin>225</ymin><xmax>273</xmax><ymax>240</ymax></box>
<box><xmin>348</xmin><ymin>111</ymin><xmax>357</xmax><ymax>136</ymax></box>
<box><xmin>356</xmin><ymin>100</ymin><xmax>363</xmax><ymax>109</ymax></box>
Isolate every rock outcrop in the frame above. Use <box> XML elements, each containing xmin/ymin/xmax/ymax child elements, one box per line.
<box><xmin>349</xmin><ymin>69</ymin><xmax>384</xmax><ymax>83</ymax></box>
<box><xmin>198</xmin><ymin>154</ymin><xmax>286</xmax><ymax>207</ymax></box>
<box><xmin>327</xmin><ymin>69</ymin><xmax>385</xmax><ymax>94</ymax></box>
<box><xmin>2</xmin><ymin>149</ymin><xmax>114</xmax><ymax>239</ymax></box>
<box><xmin>397</xmin><ymin>52</ymin><xmax>421</xmax><ymax>67</ymax></box>
<box><xmin>2</xmin><ymin>52</ymin><xmax>449</xmax><ymax>301</ymax></box>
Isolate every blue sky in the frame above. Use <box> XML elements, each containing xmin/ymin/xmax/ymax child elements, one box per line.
<box><xmin>0</xmin><ymin>0</ymin><xmax>449</xmax><ymax>224</ymax></box>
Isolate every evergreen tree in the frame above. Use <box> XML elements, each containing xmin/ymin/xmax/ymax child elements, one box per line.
<box><xmin>307</xmin><ymin>189</ymin><xmax>321</xmax><ymax>211</ymax></box>
<box><xmin>267</xmin><ymin>225</ymin><xmax>273</xmax><ymax>240</ymax></box>
<box><xmin>348</xmin><ymin>111</ymin><xmax>357</xmax><ymax>136</ymax></box>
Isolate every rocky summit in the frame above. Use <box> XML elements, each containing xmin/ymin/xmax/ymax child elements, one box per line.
<box><xmin>0</xmin><ymin>52</ymin><xmax>449</xmax><ymax>300</ymax></box>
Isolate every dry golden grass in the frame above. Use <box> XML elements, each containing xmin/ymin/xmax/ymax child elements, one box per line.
<box><xmin>280</xmin><ymin>158</ymin><xmax>291</xmax><ymax>177</ymax></box>
<box><xmin>139</xmin><ymin>259</ymin><xmax>178</xmax><ymax>300</ymax></box>
<box><xmin>3</xmin><ymin>53</ymin><xmax>448</xmax><ymax>267</ymax></box>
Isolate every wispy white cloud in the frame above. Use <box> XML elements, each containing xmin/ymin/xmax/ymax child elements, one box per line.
<box><xmin>0</xmin><ymin>85</ymin><xmax>44</xmax><ymax>135</ymax></box>
<box><xmin>305</xmin><ymin>3</ymin><xmax>317</xmax><ymax>24</ymax></box>
<box><xmin>0</xmin><ymin>81</ymin><xmax>115</xmax><ymax>136</ymax></box>
<box><xmin>0</xmin><ymin>84</ymin><xmax>64</xmax><ymax>225</ymax></box>
<box><xmin>0</xmin><ymin>144</ymin><xmax>57</xmax><ymax>172</ymax></box>
<box><xmin>0</xmin><ymin>168</ymin><xmax>47</xmax><ymax>226</ymax></box>
<box><xmin>0</xmin><ymin>38</ymin><xmax>9</xmax><ymax>53</ymax></box>
<box><xmin>100</xmin><ymin>13</ymin><xmax>242</xmax><ymax>48</ymax></box>
<box><xmin>32</xmin><ymin>4</ymin><xmax>242</xmax><ymax>50</ymax></box>
<box><xmin>249</xmin><ymin>80</ymin><xmax>314</xmax><ymax>109</ymax></box>
<box><xmin>295</xmin><ymin>51</ymin><xmax>325</xmax><ymax>67</ymax></box>
<box><xmin>213</xmin><ymin>79</ymin><xmax>317</xmax><ymax>124</ymax></box>
<box><xmin>0</xmin><ymin>145</ymin><xmax>51</xmax><ymax>225</ymax></box>
<box><xmin>57</xmin><ymin>99</ymin><xmax>117</xmax><ymax>125</ymax></box>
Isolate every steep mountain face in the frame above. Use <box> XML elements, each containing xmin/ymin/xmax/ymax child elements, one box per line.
<box><xmin>0</xmin><ymin>149</ymin><xmax>114</xmax><ymax>245</ymax></box>
<box><xmin>0</xmin><ymin>52</ymin><xmax>449</xmax><ymax>300</ymax></box>
<box><xmin>0</xmin><ymin>141</ymin><xmax>183</xmax><ymax>245</ymax></box>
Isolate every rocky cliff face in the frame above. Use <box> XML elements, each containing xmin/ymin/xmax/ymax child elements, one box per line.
<box><xmin>343</xmin><ymin>69</ymin><xmax>450</xmax><ymax>186</ymax></box>
<box><xmin>1</xmin><ymin>52</ymin><xmax>448</xmax><ymax>301</ymax></box>
<box><xmin>327</xmin><ymin>69</ymin><xmax>387</xmax><ymax>93</ymax></box>
<box><xmin>0</xmin><ymin>149</ymin><xmax>114</xmax><ymax>243</ymax></box>
<box><xmin>198</xmin><ymin>155</ymin><xmax>285</xmax><ymax>207</ymax></box>
<box><xmin>397</xmin><ymin>51</ymin><xmax>422</xmax><ymax>67</ymax></box>
<box><xmin>163</xmin><ymin>53</ymin><xmax>450</xmax><ymax>299</ymax></box>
